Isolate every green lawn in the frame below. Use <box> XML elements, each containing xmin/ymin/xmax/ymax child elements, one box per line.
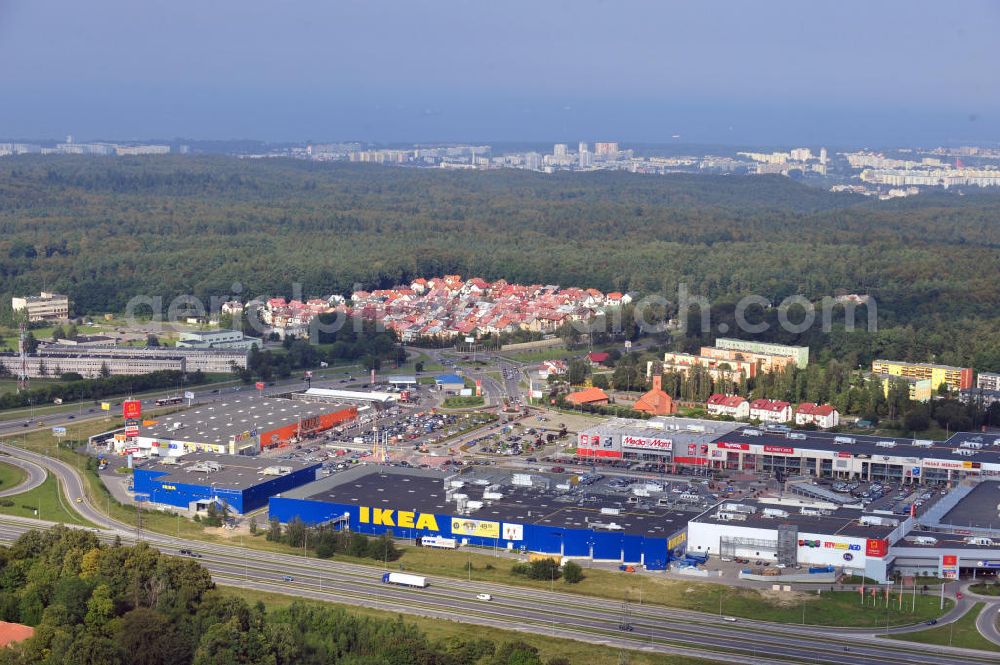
<box><xmin>886</xmin><ymin>602</ymin><xmax>1000</xmax><ymax>652</ymax></box>
<box><xmin>0</xmin><ymin>472</ymin><xmax>94</xmax><ymax>526</ymax></box>
<box><xmin>442</xmin><ymin>395</ymin><xmax>485</xmax><ymax>408</ymax></box>
<box><xmin>282</xmin><ymin>545</ymin><xmax>951</xmax><ymax>628</ymax></box>
<box><xmin>0</xmin><ymin>378</ymin><xmax>63</xmax><ymax>396</ymax></box>
<box><xmin>0</xmin><ymin>460</ymin><xmax>28</xmax><ymax>492</ymax></box>
<box><xmin>501</xmin><ymin>346</ymin><xmax>571</xmax><ymax>363</ymax></box>
<box><xmin>218</xmin><ymin>587</ymin><xmax>723</xmax><ymax>665</ymax></box>
<box><xmin>970</xmin><ymin>582</ymin><xmax>1000</xmax><ymax>596</ymax></box>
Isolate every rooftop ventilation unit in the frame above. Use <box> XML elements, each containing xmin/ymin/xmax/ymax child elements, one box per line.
<box><xmin>187</xmin><ymin>461</ymin><xmax>222</xmax><ymax>473</ymax></box>
<box><xmin>261</xmin><ymin>465</ymin><xmax>292</xmax><ymax>476</ymax></box>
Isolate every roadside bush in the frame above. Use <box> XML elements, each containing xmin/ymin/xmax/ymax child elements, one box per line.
<box><xmin>511</xmin><ymin>558</ymin><xmax>561</xmax><ymax>581</ymax></box>
<box><xmin>562</xmin><ymin>560</ymin><xmax>584</xmax><ymax>584</ymax></box>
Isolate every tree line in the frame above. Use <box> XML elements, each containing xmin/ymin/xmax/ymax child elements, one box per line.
<box><xmin>0</xmin><ymin>527</ymin><xmax>577</xmax><ymax>665</ymax></box>
<box><xmin>1</xmin><ymin>156</ymin><xmax>998</xmax><ymax>372</ymax></box>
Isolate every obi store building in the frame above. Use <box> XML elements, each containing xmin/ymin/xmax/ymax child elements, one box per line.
<box><xmin>269</xmin><ymin>467</ymin><xmax>689</xmax><ymax>570</ymax></box>
<box><xmin>125</xmin><ymin>396</ymin><xmax>357</xmax><ymax>458</ymax></box>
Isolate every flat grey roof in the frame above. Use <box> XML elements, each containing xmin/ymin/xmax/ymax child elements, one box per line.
<box><xmin>139</xmin><ymin>396</ymin><xmax>351</xmax><ymax>444</ymax></box>
<box><xmin>940</xmin><ymin>482</ymin><xmax>1000</xmax><ymax>530</ymax></box>
<box><xmin>691</xmin><ymin>500</ymin><xmax>896</xmax><ymax>539</ymax></box>
<box><xmin>140</xmin><ymin>453</ymin><xmax>319</xmax><ymax>490</ymax></box>
<box><xmin>301</xmin><ymin>469</ymin><xmax>688</xmax><ymax>540</ymax></box>
<box><xmin>711</xmin><ymin>427</ymin><xmax>1000</xmax><ymax>464</ymax></box>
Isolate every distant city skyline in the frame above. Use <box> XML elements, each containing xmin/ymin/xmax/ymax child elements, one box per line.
<box><xmin>1</xmin><ymin>1</ymin><xmax>998</xmax><ymax>144</ymax></box>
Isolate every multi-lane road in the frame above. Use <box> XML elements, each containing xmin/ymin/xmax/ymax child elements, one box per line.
<box><xmin>0</xmin><ymin>441</ymin><xmax>997</xmax><ymax>664</ymax></box>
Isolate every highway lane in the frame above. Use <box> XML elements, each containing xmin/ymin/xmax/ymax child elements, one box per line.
<box><xmin>1</xmin><ymin>445</ymin><xmax>997</xmax><ymax>665</ymax></box>
<box><xmin>0</xmin><ymin>516</ymin><xmax>993</xmax><ymax>665</ymax></box>
<box><xmin>0</xmin><ymin>455</ymin><xmax>46</xmax><ymax>497</ymax></box>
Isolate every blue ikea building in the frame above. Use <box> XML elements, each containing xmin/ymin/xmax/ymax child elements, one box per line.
<box><xmin>268</xmin><ymin>470</ymin><xmax>686</xmax><ymax>569</ymax></box>
<box><xmin>133</xmin><ymin>453</ymin><xmax>321</xmax><ymax>514</ymax></box>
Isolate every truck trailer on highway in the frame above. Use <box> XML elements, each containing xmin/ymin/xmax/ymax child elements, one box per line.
<box><xmin>381</xmin><ymin>572</ymin><xmax>428</xmax><ymax>588</ymax></box>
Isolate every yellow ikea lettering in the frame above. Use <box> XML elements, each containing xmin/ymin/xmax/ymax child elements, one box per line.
<box><xmin>372</xmin><ymin>508</ymin><xmax>395</xmax><ymax>526</ymax></box>
<box><xmin>357</xmin><ymin>505</ymin><xmax>439</xmax><ymax>532</ymax></box>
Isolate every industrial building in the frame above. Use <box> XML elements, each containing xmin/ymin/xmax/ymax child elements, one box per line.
<box><xmin>176</xmin><ymin>329</ymin><xmax>261</xmax><ymax>351</ymax></box>
<box><xmin>133</xmin><ymin>453</ymin><xmax>320</xmax><ymax>514</ymax></box>
<box><xmin>269</xmin><ymin>467</ymin><xmax>689</xmax><ymax>570</ymax></box>
<box><xmin>33</xmin><ymin>345</ymin><xmax>249</xmax><ymax>373</ymax></box>
<box><xmin>123</xmin><ymin>396</ymin><xmax>357</xmax><ymax>457</ymax></box>
<box><xmin>291</xmin><ymin>386</ymin><xmax>398</xmax><ymax>407</ymax></box>
<box><xmin>0</xmin><ymin>353</ymin><xmax>183</xmax><ymax>379</ymax></box>
<box><xmin>11</xmin><ymin>292</ymin><xmax>70</xmax><ymax>322</ymax></box>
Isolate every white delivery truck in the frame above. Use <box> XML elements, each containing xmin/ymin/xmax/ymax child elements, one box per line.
<box><xmin>381</xmin><ymin>572</ymin><xmax>428</xmax><ymax>588</ymax></box>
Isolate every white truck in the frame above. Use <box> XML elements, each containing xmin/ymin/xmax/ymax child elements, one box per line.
<box><xmin>418</xmin><ymin>535</ymin><xmax>458</xmax><ymax>549</ymax></box>
<box><xmin>381</xmin><ymin>572</ymin><xmax>428</xmax><ymax>588</ymax></box>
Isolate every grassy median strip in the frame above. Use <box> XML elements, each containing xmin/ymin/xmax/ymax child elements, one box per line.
<box><xmin>0</xmin><ymin>472</ymin><xmax>94</xmax><ymax>526</ymax></box>
<box><xmin>885</xmin><ymin>602</ymin><xmax>1000</xmax><ymax>652</ymax></box>
<box><xmin>219</xmin><ymin>585</ymin><xmax>726</xmax><ymax>665</ymax></box>
<box><xmin>0</xmin><ymin>459</ymin><xmax>28</xmax><ymax>491</ymax></box>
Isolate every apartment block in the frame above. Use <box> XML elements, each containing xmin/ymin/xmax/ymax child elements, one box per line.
<box><xmin>871</xmin><ymin>359</ymin><xmax>973</xmax><ymax>392</ymax></box>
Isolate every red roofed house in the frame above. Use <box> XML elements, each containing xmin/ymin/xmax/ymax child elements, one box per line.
<box><xmin>587</xmin><ymin>352</ymin><xmax>610</xmax><ymax>367</ymax></box>
<box><xmin>795</xmin><ymin>403</ymin><xmax>840</xmax><ymax>429</ymax></box>
<box><xmin>565</xmin><ymin>387</ymin><xmax>609</xmax><ymax>406</ymax></box>
<box><xmin>749</xmin><ymin>398</ymin><xmax>792</xmax><ymax>424</ymax></box>
<box><xmin>706</xmin><ymin>393</ymin><xmax>749</xmax><ymax>419</ymax></box>
<box><xmin>0</xmin><ymin>622</ymin><xmax>33</xmax><ymax>648</ymax></box>
<box><xmin>633</xmin><ymin>376</ymin><xmax>676</xmax><ymax>416</ymax></box>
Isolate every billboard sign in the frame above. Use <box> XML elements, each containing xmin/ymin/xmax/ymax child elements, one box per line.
<box><xmin>717</xmin><ymin>442</ymin><xmax>750</xmax><ymax>451</ymax></box>
<box><xmin>622</xmin><ymin>435</ymin><xmax>672</xmax><ymax>451</ymax></box>
<box><xmin>51</xmin><ymin>426</ymin><xmax>67</xmax><ymax>437</ymax></box>
<box><xmin>183</xmin><ymin>391</ymin><xmax>195</xmax><ymax>400</ymax></box>
<box><xmin>763</xmin><ymin>445</ymin><xmax>795</xmax><ymax>455</ymax></box>
<box><xmin>578</xmin><ymin>433</ymin><xmax>591</xmax><ymax>448</ymax></box>
<box><xmin>924</xmin><ymin>459</ymin><xmax>978</xmax><ymax>470</ymax></box>
<box><xmin>941</xmin><ymin>554</ymin><xmax>959</xmax><ymax>579</ymax></box>
<box><xmin>451</xmin><ymin>517</ymin><xmax>501</xmax><ymax>539</ymax></box>
<box><xmin>124</xmin><ymin>425</ymin><xmax>140</xmax><ymax>438</ymax></box>
<box><xmin>865</xmin><ymin>539</ymin><xmax>889</xmax><ymax>558</ymax></box>
<box><xmin>122</xmin><ymin>400</ymin><xmax>142</xmax><ymax>420</ymax></box>
<box><xmin>501</xmin><ymin>523</ymin><xmax>524</xmax><ymax>541</ymax></box>
<box><xmin>255</xmin><ymin>381</ymin><xmax>265</xmax><ymax>391</ymax></box>
<box><xmin>100</xmin><ymin>402</ymin><xmax>111</xmax><ymax>411</ymax></box>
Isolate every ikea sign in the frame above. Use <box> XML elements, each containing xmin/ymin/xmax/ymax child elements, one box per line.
<box><xmin>358</xmin><ymin>506</ymin><xmax>440</xmax><ymax>532</ymax></box>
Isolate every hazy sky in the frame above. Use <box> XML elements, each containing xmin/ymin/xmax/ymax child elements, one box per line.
<box><xmin>1</xmin><ymin>0</ymin><xmax>998</xmax><ymax>145</ymax></box>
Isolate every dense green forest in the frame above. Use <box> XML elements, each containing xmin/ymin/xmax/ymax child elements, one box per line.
<box><xmin>0</xmin><ymin>527</ymin><xmax>572</xmax><ymax>665</ymax></box>
<box><xmin>1</xmin><ymin>156</ymin><xmax>998</xmax><ymax>369</ymax></box>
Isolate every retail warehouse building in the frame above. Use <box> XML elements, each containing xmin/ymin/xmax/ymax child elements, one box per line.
<box><xmin>578</xmin><ymin>418</ymin><xmax>1000</xmax><ymax>484</ymax></box>
<box><xmin>133</xmin><ymin>453</ymin><xmax>320</xmax><ymax>514</ymax></box>
<box><xmin>270</xmin><ymin>467</ymin><xmax>688</xmax><ymax>569</ymax></box>
<box><xmin>123</xmin><ymin>396</ymin><xmax>357</xmax><ymax>457</ymax></box>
